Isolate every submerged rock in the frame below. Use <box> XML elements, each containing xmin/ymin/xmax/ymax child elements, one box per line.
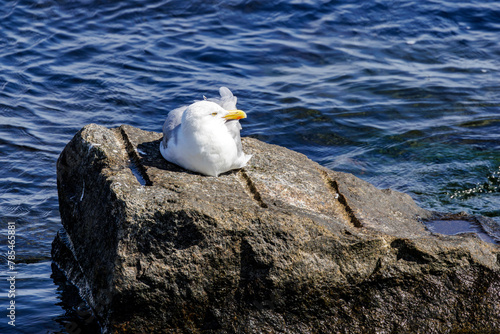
<box><xmin>52</xmin><ymin>124</ymin><xmax>500</xmax><ymax>333</ymax></box>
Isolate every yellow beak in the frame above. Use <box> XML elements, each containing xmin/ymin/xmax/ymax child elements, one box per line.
<box><xmin>223</xmin><ymin>109</ymin><xmax>247</xmax><ymax>120</ymax></box>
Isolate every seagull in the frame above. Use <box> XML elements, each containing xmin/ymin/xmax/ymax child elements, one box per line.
<box><xmin>160</xmin><ymin>87</ymin><xmax>252</xmax><ymax>177</ymax></box>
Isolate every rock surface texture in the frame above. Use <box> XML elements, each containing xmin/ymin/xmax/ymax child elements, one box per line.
<box><xmin>52</xmin><ymin>124</ymin><xmax>500</xmax><ymax>334</ymax></box>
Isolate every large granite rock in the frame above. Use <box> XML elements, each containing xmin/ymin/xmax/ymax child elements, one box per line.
<box><xmin>52</xmin><ymin>124</ymin><xmax>500</xmax><ymax>333</ymax></box>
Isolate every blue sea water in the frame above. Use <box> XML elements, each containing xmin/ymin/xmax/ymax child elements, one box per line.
<box><xmin>0</xmin><ymin>0</ymin><xmax>499</xmax><ymax>332</ymax></box>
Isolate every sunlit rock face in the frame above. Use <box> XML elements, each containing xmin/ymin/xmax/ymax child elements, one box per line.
<box><xmin>53</xmin><ymin>124</ymin><xmax>500</xmax><ymax>333</ymax></box>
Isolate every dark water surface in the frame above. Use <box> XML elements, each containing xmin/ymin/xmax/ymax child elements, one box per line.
<box><xmin>1</xmin><ymin>0</ymin><xmax>499</xmax><ymax>332</ymax></box>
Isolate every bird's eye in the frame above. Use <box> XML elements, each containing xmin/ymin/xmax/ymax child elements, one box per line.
<box><xmin>211</xmin><ymin>112</ymin><xmax>218</xmax><ymax>116</ymax></box>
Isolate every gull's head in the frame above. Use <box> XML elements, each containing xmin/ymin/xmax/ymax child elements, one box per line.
<box><xmin>182</xmin><ymin>101</ymin><xmax>247</xmax><ymax>128</ymax></box>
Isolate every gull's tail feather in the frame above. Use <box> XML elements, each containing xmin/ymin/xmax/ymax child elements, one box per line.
<box><xmin>207</xmin><ymin>86</ymin><xmax>238</xmax><ymax>110</ymax></box>
<box><xmin>233</xmin><ymin>153</ymin><xmax>253</xmax><ymax>170</ymax></box>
